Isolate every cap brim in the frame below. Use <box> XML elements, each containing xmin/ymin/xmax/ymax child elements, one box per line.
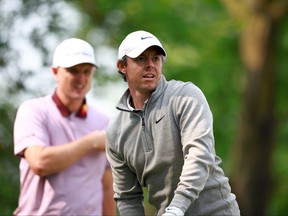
<box><xmin>54</xmin><ymin>56</ymin><xmax>98</xmax><ymax>68</ymax></box>
<box><xmin>125</xmin><ymin>44</ymin><xmax>166</xmax><ymax>59</ymax></box>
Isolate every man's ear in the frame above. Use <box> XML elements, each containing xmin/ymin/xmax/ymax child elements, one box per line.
<box><xmin>51</xmin><ymin>66</ymin><xmax>58</xmax><ymax>75</ymax></box>
<box><xmin>51</xmin><ymin>66</ymin><xmax>59</xmax><ymax>81</ymax></box>
<box><xmin>117</xmin><ymin>60</ymin><xmax>126</xmax><ymax>73</ymax></box>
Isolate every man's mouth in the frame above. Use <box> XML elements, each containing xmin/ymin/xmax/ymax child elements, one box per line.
<box><xmin>143</xmin><ymin>74</ymin><xmax>155</xmax><ymax>78</ymax></box>
<box><xmin>75</xmin><ymin>84</ymin><xmax>84</xmax><ymax>89</ymax></box>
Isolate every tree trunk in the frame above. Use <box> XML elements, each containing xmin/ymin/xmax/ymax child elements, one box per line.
<box><xmin>221</xmin><ymin>1</ymin><xmax>288</xmax><ymax>214</ymax></box>
<box><xmin>231</xmin><ymin>13</ymin><xmax>277</xmax><ymax>216</ymax></box>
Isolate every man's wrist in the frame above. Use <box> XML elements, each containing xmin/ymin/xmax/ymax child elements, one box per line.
<box><xmin>163</xmin><ymin>206</ymin><xmax>184</xmax><ymax>216</ymax></box>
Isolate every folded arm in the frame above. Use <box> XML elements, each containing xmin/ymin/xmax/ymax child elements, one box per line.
<box><xmin>24</xmin><ymin>130</ymin><xmax>106</xmax><ymax>177</ymax></box>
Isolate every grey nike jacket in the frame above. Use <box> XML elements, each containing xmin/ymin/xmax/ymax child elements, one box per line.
<box><xmin>106</xmin><ymin>75</ymin><xmax>240</xmax><ymax>216</ymax></box>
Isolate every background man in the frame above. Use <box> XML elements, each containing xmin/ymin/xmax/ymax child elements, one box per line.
<box><xmin>13</xmin><ymin>38</ymin><xmax>115</xmax><ymax>215</ymax></box>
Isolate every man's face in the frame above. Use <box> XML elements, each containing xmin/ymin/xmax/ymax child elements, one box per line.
<box><xmin>54</xmin><ymin>63</ymin><xmax>95</xmax><ymax>103</ymax></box>
<box><xmin>122</xmin><ymin>46</ymin><xmax>163</xmax><ymax>95</ymax></box>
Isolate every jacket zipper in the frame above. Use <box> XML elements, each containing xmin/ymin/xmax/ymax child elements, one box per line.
<box><xmin>134</xmin><ymin>110</ymin><xmax>145</xmax><ymax>130</ymax></box>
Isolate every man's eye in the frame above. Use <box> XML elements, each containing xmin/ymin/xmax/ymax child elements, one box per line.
<box><xmin>137</xmin><ymin>56</ymin><xmax>145</xmax><ymax>61</ymax></box>
<box><xmin>67</xmin><ymin>68</ymin><xmax>77</xmax><ymax>74</ymax></box>
<box><xmin>84</xmin><ymin>70</ymin><xmax>92</xmax><ymax>75</ymax></box>
<box><xmin>153</xmin><ymin>56</ymin><xmax>160</xmax><ymax>61</ymax></box>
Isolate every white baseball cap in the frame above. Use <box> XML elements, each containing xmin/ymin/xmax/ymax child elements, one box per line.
<box><xmin>118</xmin><ymin>30</ymin><xmax>167</xmax><ymax>60</ymax></box>
<box><xmin>52</xmin><ymin>38</ymin><xmax>97</xmax><ymax>68</ymax></box>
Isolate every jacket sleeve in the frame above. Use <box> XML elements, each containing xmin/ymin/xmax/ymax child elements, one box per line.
<box><xmin>169</xmin><ymin>83</ymin><xmax>216</xmax><ymax>212</ymax></box>
<box><xmin>105</xmin><ymin>135</ymin><xmax>145</xmax><ymax>216</ymax></box>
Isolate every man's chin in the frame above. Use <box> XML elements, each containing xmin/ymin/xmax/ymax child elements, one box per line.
<box><xmin>70</xmin><ymin>93</ymin><xmax>85</xmax><ymax>101</ymax></box>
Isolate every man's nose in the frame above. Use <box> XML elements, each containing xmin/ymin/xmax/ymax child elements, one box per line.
<box><xmin>75</xmin><ymin>72</ymin><xmax>87</xmax><ymax>80</ymax></box>
<box><xmin>146</xmin><ymin>57</ymin><xmax>154</xmax><ymax>66</ymax></box>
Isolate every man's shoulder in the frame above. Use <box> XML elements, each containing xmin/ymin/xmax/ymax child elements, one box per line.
<box><xmin>106</xmin><ymin>111</ymin><xmax>123</xmax><ymax>132</ymax></box>
<box><xmin>18</xmin><ymin>95</ymin><xmax>53</xmax><ymax>113</ymax></box>
<box><xmin>167</xmin><ymin>79</ymin><xmax>196</xmax><ymax>88</ymax></box>
<box><xmin>87</xmin><ymin>104</ymin><xmax>110</xmax><ymax>118</ymax></box>
<box><xmin>85</xmin><ymin>104</ymin><xmax>111</xmax><ymax>128</ymax></box>
<box><xmin>20</xmin><ymin>95</ymin><xmax>51</xmax><ymax>104</ymax></box>
<box><xmin>166</xmin><ymin>79</ymin><xmax>200</xmax><ymax>94</ymax></box>
<box><xmin>165</xmin><ymin>80</ymin><xmax>207</xmax><ymax>105</ymax></box>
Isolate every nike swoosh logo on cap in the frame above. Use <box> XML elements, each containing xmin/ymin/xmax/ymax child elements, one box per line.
<box><xmin>141</xmin><ymin>36</ymin><xmax>153</xmax><ymax>40</ymax></box>
<box><xmin>155</xmin><ymin>115</ymin><xmax>165</xmax><ymax>124</ymax></box>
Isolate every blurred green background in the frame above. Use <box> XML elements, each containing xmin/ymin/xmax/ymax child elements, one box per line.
<box><xmin>1</xmin><ymin>0</ymin><xmax>288</xmax><ymax>215</ymax></box>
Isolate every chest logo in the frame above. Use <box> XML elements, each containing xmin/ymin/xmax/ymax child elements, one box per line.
<box><xmin>155</xmin><ymin>115</ymin><xmax>165</xmax><ymax>124</ymax></box>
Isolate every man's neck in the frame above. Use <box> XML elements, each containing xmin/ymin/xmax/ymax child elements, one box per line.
<box><xmin>55</xmin><ymin>91</ymin><xmax>83</xmax><ymax>113</ymax></box>
<box><xmin>129</xmin><ymin>91</ymin><xmax>151</xmax><ymax>110</ymax></box>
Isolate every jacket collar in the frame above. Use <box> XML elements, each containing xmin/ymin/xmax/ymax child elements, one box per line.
<box><xmin>52</xmin><ymin>91</ymin><xmax>87</xmax><ymax>118</ymax></box>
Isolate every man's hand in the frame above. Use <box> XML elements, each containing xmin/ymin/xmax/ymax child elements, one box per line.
<box><xmin>163</xmin><ymin>206</ymin><xmax>184</xmax><ymax>216</ymax></box>
<box><xmin>85</xmin><ymin>130</ymin><xmax>106</xmax><ymax>151</ymax></box>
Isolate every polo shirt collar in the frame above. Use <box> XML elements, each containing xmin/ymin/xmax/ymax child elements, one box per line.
<box><xmin>52</xmin><ymin>91</ymin><xmax>87</xmax><ymax>118</ymax></box>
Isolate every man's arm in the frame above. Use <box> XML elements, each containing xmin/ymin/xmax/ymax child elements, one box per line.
<box><xmin>102</xmin><ymin>168</ymin><xmax>116</xmax><ymax>216</ymax></box>
<box><xmin>24</xmin><ymin>130</ymin><xmax>106</xmax><ymax>177</ymax></box>
<box><xmin>167</xmin><ymin>84</ymin><xmax>215</xmax><ymax>213</ymax></box>
<box><xmin>106</xmin><ymin>144</ymin><xmax>145</xmax><ymax>216</ymax></box>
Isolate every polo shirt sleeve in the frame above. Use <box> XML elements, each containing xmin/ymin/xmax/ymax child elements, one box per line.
<box><xmin>14</xmin><ymin>99</ymin><xmax>49</xmax><ymax>157</ymax></box>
